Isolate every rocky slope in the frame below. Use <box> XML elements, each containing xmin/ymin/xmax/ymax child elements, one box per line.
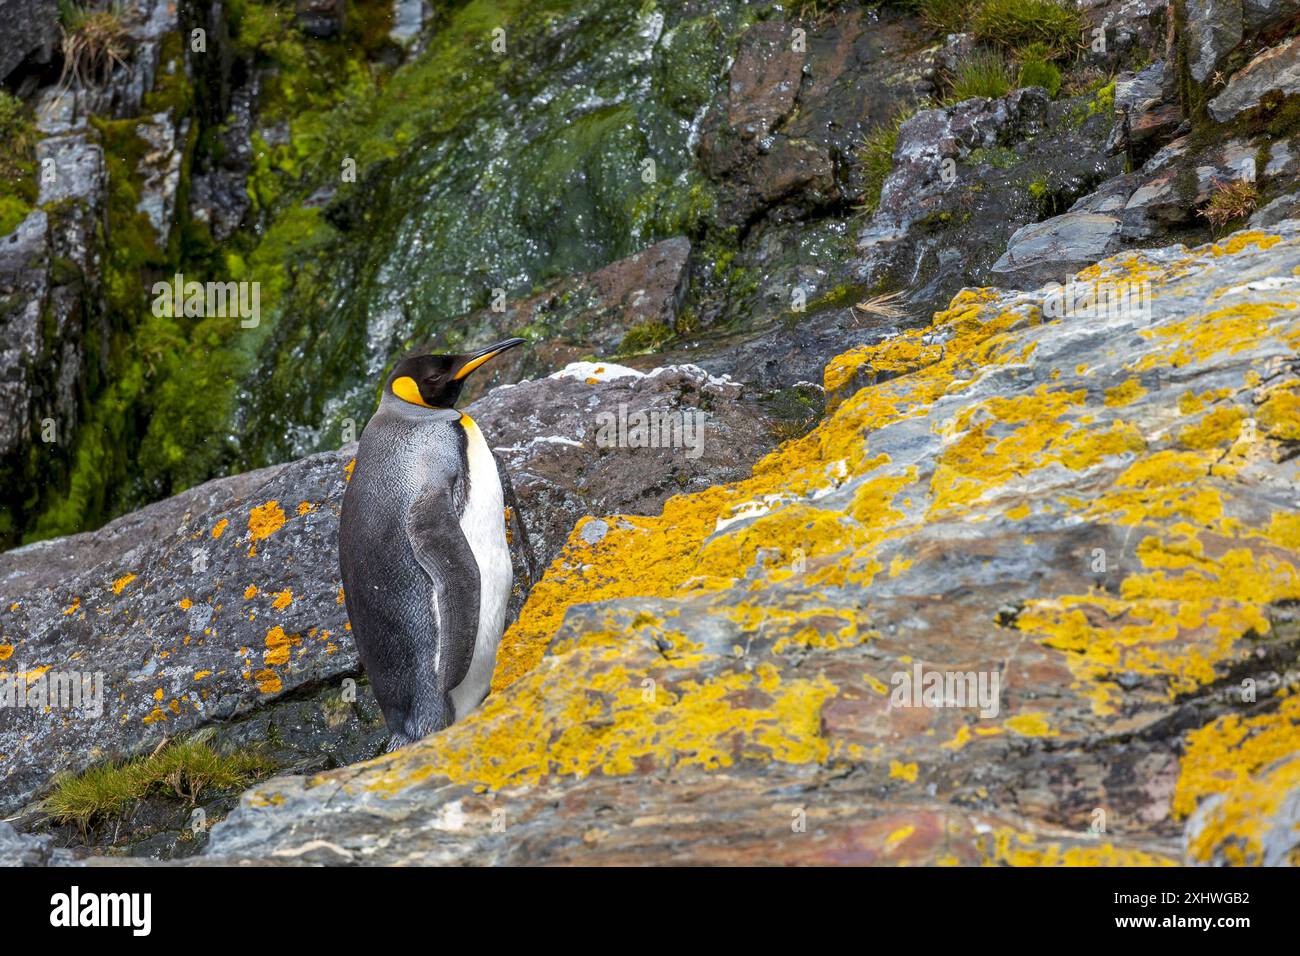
<box><xmin>3</xmin><ymin>0</ymin><xmax>1300</xmax><ymax>865</ymax></box>
<box><xmin>35</xmin><ymin>221</ymin><xmax>1298</xmax><ymax>867</ymax></box>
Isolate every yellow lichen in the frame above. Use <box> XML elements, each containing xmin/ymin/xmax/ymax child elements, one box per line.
<box><xmin>1174</xmin><ymin>695</ymin><xmax>1300</xmax><ymax>819</ymax></box>
<box><xmin>1104</xmin><ymin>377</ymin><xmax>1147</xmax><ymax>407</ymax></box>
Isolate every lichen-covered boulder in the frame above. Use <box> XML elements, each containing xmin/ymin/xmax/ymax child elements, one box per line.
<box><xmin>0</xmin><ymin>363</ymin><xmax>777</xmax><ymax>818</ymax></box>
<box><xmin>193</xmin><ymin>223</ymin><xmax>1300</xmax><ymax>866</ymax></box>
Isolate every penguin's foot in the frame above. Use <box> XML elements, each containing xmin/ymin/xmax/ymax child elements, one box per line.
<box><xmin>384</xmin><ymin>731</ymin><xmax>415</xmax><ymax>753</ymax></box>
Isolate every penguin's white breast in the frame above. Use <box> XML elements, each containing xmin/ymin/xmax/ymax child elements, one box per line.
<box><xmin>447</xmin><ymin>414</ymin><xmax>513</xmax><ymax>719</ymax></box>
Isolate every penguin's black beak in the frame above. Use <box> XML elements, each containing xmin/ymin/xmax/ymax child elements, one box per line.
<box><xmin>452</xmin><ymin>338</ymin><xmax>526</xmax><ymax>381</ymax></box>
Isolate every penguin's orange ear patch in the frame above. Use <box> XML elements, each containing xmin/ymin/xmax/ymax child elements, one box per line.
<box><xmin>392</xmin><ymin>376</ymin><xmax>430</xmax><ymax>407</ymax></box>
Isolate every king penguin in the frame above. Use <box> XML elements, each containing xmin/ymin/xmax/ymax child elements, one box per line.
<box><xmin>339</xmin><ymin>338</ymin><xmax>535</xmax><ymax>749</ymax></box>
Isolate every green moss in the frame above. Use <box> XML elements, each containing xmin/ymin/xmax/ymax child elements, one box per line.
<box><xmin>0</xmin><ymin>195</ymin><xmax>30</xmax><ymax>237</ymax></box>
<box><xmin>1089</xmin><ymin>79</ymin><xmax>1116</xmax><ymax>116</ymax></box>
<box><xmin>967</xmin><ymin>145</ymin><xmax>1020</xmax><ymax>170</ymax></box>
<box><xmin>806</xmin><ymin>283</ymin><xmax>862</xmax><ymax>312</ymax></box>
<box><xmin>43</xmin><ymin>732</ymin><xmax>273</xmax><ymax>828</ymax></box>
<box><xmin>0</xmin><ymin>91</ymin><xmax>37</xmax><ymax>235</ymax></box>
<box><xmin>619</xmin><ymin>320</ymin><xmax>675</xmax><ymax>355</ymax></box>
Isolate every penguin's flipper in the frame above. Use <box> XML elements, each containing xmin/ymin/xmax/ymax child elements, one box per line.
<box><xmin>406</xmin><ymin>487</ymin><xmax>481</xmax><ymax>729</ymax></box>
<box><xmin>495</xmin><ymin>450</ymin><xmax>538</xmax><ymax>585</ymax></box>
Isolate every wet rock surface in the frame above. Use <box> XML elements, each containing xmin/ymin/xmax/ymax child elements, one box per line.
<box><xmin>181</xmin><ymin>222</ymin><xmax>1300</xmax><ymax>867</ymax></box>
<box><xmin>0</xmin><ymin>359</ymin><xmax>777</xmax><ymax>842</ymax></box>
<box><xmin>5</xmin><ymin>0</ymin><xmax>1300</xmax><ymax>867</ymax></box>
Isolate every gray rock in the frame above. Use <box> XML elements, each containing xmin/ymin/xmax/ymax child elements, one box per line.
<box><xmin>1085</xmin><ymin>0</ymin><xmax>1170</xmax><ymax>70</ymax></box>
<box><xmin>1209</xmin><ymin>34</ymin><xmax>1300</xmax><ymax>122</ymax></box>
<box><xmin>34</xmin><ymin>134</ymin><xmax>105</xmax><ymax>207</ymax></box>
<box><xmin>390</xmin><ymin>0</ymin><xmax>424</xmax><ymax>43</ymax></box>
<box><xmin>857</xmin><ymin>87</ymin><xmax>1120</xmax><ymax>309</ymax></box>
<box><xmin>0</xmin><ymin>820</ymin><xmax>54</xmax><ymax>867</ymax></box>
<box><xmin>134</xmin><ymin>112</ymin><xmax>189</xmax><ymax>245</ymax></box>
<box><xmin>296</xmin><ymin>0</ymin><xmax>346</xmax><ymax>38</ymax></box>
<box><xmin>1249</xmin><ymin>191</ymin><xmax>1300</xmax><ymax>225</ymax></box>
<box><xmin>1243</xmin><ymin>0</ymin><xmax>1300</xmax><ymax>32</ymax></box>
<box><xmin>189</xmin><ymin>83</ymin><xmax>254</xmax><ymax>242</ymax></box>
<box><xmin>1106</xmin><ymin>61</ymin><xmax>1183</xmax><ymax>161</ymax></box>
<box><xmin>991</xmin><ymin>212</ymin><xmax>1123</xmax><ymax>285</ymax></box>
<box><xmin>1185</xmin><ymin>0</ymin><xmax>1244</xmax><ymax>83</ymax></box>
<box><xmin>0</xmin><ymin>0</ymin><xmax>58</xmax><ymax>84</ymax></box>
<box><xmin>450</xmin><ymin>238</ymin><xmax>693</xmax><ymax>404</ymax></box>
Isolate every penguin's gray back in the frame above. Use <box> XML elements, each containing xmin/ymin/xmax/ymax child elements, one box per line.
<box><xmin>339</xmin><ymin>399</ymin><xmax>512</xmax><ymax>743</ymax></box>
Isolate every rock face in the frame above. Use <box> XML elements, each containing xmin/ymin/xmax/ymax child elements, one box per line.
<box><xmin>450</xmin><ymin>238</ymin><xmax>693</xmax><ymax>404</ymax></box>
<box><xmin>1208</xmin><ymin>34</ymin><xmax>1300</xmax><ymax>122</ymax></box>
<box><xmin>857</xmin><ymin>87</ymin><xmax>1122</xmax><ymax>309</ymax></box>
<box><xmin>184</xmin><ymin>222</ymin><xmax>1300</xmax><ymax>866</ymax></box>
<box><xmin>992</xmin><ymin>212</ymin><xmax>1124</xmax><ymax>285</ymax></box>
<box><xmin>0</xmin><ymin>0</ymin><xmax>59</xmax><ymax>84</ymax></box>
<box><xmin>0</xmin><ymin>0</ymin><xmax>206</xmax><ymax>547</ymax></box>
<box><xmin>7</xmin><ymin>0</ymin><xmax>1300</xmax><ymax>869</ymax></box>
<box><xmin>0</xmin><ymin>359</ymin><xmax>778</xmax><ymax>820</ymax></box>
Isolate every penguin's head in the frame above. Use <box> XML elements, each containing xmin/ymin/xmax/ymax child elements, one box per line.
<box><xmin>385</xmin><ymin>338</ymin><xmax>527</xmax><ymax>409</ymax></box>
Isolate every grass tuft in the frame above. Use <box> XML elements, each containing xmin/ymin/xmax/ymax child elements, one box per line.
<box><xmin>947</xmin><ymin>49</ymin><xmax>1014</xmax><ymax>102</ymax></box>
<box><xmin>971</xmin><ymin>0</ymin><xmax>1082</xmax><ymax>57</ymax></box>
<box><xmin>854</xmin><ymin>290</ymin><xmax>909</xmax><ymax>322</ymax></box>
<box><xmin>1016</xmin><ymin>42</ymin><xmax>1063</xmax><ymax>96</ymax></box>
<box><xmin>1199</xmin><ymin>179</ymin><xmax>1260</xmax><ymax>230</ymax></box>
<box><xmin>43</xmin><ymin>731</ymin><xmax>273</xmax><ymax>829</ymax></box>
<box><xmin>857</xmin><ymin>102</ymin><xmax>923</xmax><ymax>215</ymax></box>
<box><xmin>58</xmin><ymin>0</ymin><xmax>132</xmax><ymax>90</ymax></box>
<box><xmin>916</xmin><ymin>0</ymin><xmax>972</xmax><ymax>34</ymax></box>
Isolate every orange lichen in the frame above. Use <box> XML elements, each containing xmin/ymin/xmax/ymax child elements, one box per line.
<box><xmin>212</xmin><ymin>518</ymin><xmax>229</xmax><ymax>539</ymax></box>
<box><xmin>111</xmin><ymin>573</ymin><xmax>137</xmax><ymax>595</ymax></box>
<box><xmin>263</xmin><ymin>625</ymin><xmax>299</xmax><ymax>666</ymax></box>
<box><xmin>248</xmin><ymin>501</ymin><xmax>286</xmax><ymax>542</ymax></box>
